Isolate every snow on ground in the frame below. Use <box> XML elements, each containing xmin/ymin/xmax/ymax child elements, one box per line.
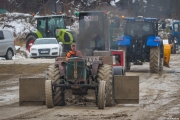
<box><xmin>0</xmin><ymin>45</ymin><xmax>30</xmax><ymax>60</ymax></box>
<box><xmin>13</xmin><ymin>46</ymin><xmax>30</xmax><ymax>59</ymax></box>
<box><xmin>0</xmin><ymin>12</ymin><xmax>36</xmax><ymax>36</ymax></box>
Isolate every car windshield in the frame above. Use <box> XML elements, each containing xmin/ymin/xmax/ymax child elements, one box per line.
<box><xmin>34</xmin><ymin>39</ymin><xmax>58</xmax><ymax>45</ymax></box>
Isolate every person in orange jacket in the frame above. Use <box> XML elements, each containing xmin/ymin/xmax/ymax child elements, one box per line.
<box><xmin>66</xmin><ymin>43</ymin><xmax>83</xmax><ymax>60</ymax></box>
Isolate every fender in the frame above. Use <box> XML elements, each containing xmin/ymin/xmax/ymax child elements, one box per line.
<box><xmin>146</xmin><ymin>36</ymin><xmax>161</xmax><ymax>47</ymax></box>
<box><xmin>56</xmin><ymin>29</ymin><xmax>73</xmax><ymax>44</ymax></box>
<box><xmin>35</xmin><ymin>30</ymin><xmax>43</xmax><ymax>38</ymax></box>
<box><xmin>113</xmin><ymin>66</ymin><xmax>123</xmax><ymax>75</ymax></box>
<box><xmin>26</xmin><ymin>31</ymin><xmax>38</xmax><ymax>39</ymax></box>
<box><xmin>117</xmin><ymin>35</ymin><xmax>131</xmax><ymax>46</ymax></box>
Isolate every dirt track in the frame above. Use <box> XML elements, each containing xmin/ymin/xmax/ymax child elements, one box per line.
<box><xmin>0</xmin><ymin>55</ymin><xmax>180</xmax><ymax>120</ymax></box>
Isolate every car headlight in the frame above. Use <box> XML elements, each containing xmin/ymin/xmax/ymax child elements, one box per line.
<box><xmin>52</xmin><ymin>47</ymin><xmax>58</xmax><ymax>50</ymax></box>
<box><xmin>31</xmin><ymin>48</ymin><xmax>37</xmax><ymax>51</ymax></box>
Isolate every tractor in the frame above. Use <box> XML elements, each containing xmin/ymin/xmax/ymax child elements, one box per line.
<box><xmin>19</xmin><ymin>11</ymin><xmax>139</xmax><ymax>109</ymax></box>
<box><xmin>26</xmin><ymin>14</ymin><xmax>76</xmax><ymax>52</ymax></box>
<box><xmin>117</xmin><ymin>16</ymin><xmax>171</xmax><ymax>73</ymax></box>
<box><xmin>168</xmin><ymin>21</ymin><xmax>180</xmax><ymax>54</ymax></box>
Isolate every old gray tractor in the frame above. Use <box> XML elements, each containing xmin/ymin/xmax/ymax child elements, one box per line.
<box><xmin>19</xmin><ymin>11</ymin><xmax>139</xmax><ymax>109</ymax></box>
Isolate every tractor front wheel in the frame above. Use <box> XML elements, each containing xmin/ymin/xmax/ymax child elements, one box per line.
<box><xmin>45</xmin><ymin>80</ymin><xmax>54</xmax><ymax>108</ymax></box>
<box><xmin>97</xmin><ymin>64</ymin><xmax>115</xmax><ymax>107</ymax></box>
<box><xmin>98</xmin><ymin>80</ymin><xmax>106</xmax><ymax>109</ymax></box>
<box><xmin>45</xmin><ymin>64</ymin><xmax>66</xmax><ymax>107</ymax></box>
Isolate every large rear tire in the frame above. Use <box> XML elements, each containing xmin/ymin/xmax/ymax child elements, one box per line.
<box><xmin>46</xmin><ymin>64</ymin><xmax>65</xmax><ymax>106</ymax></box>
<box><xmin>45</xmin><ymin>80</ymin><xmax>54</xmax><ymax>108</ymax></box>
<box><xmin>97</xmin><ymin>64</ymin><xmax>115</xmax><ymax>107</ymax></box>
<box><xmin>118</xmin><ymin>47</ymin><xmax>131</xmax><ymax>71</ymax></box>
<box><xmin>150</xmin><ymin>47</ymin><xmax>160</xmax><ymax>73</ymax></box>
<box><xmin>26</xmin><ymin>35</ymin><xmax>37</xmax><ymax>52</ymax></box>
<box><xmin>98</xmin><ymin>81</ymin><xmax>106</xmax><ymax>109</ymax></box>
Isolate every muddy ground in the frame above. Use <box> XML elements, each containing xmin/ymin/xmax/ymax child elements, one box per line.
<box><xmin>0</xmin><ymin>55</ymin><xmax>180</xmax><ymax>120</ymax></box>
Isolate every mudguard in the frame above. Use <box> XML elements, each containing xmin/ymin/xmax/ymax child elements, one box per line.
<box><xmin>117</xmin><ymin>35</ymin><xmax>131</xmax><ymax>46</ymax></box>
<box><xmin>26</xmin><ymin>32</ymin><xmax>38</xmax><ymax>40</ymax></box>
<box><xmin>146</xmin><ymin>36</ymin><xmax>161</xmax><ymax>46</ymax></box>
<box><xmin>35</xmin><ymin>30</ymin><xmax>43</xmax><ymax>38</ymax></box>
<box><xmin>56</xmin><ymin>29</ymin><xmax>74</xmax><ymax>44</ymax></box>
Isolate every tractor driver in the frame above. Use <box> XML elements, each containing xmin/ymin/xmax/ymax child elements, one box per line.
<box><xmin>66</xmin><ymin>43</ymin><xmax>83</xmax><ymax>60</ymax></box>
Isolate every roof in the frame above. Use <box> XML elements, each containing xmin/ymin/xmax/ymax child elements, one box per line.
<box><xmin>34</xmin><ymin>14</ymin><xmax>67</xmax><ymax>19</ymax></box>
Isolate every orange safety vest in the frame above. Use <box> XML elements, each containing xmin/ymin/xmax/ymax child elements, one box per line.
<box><xmin>66</xmin><ymin>50</ymin><xmax>78</xmax><ymax>60</ymax></box>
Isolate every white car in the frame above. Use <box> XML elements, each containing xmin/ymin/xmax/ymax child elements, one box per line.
<box><xmin>30</xmin><ymin>38</ymin><xmax>62</xmax><ymax>58</ymax></box>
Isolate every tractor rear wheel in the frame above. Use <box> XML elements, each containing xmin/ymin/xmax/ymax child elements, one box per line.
<box><xmin>26</xmin><ymin>35</ymin><xmax>37</xmax><ymax>52</ymax></box>
<box><xmin>46</xmin><ymin>64</ymin><xmax>65</xmax><ymax>106</ymax></box>
<box><xmin>45</xmin><ymin>80</ymin><xmax>53</xmax><ymax>108</ymax></box>
<box><xmin>150</xmin><ymin>47</ymin><xmax>160</xmax><ymax>73</ymax></box>
<box><xmin>118</xmin><ymin>47</ymin><xmax>131</xmax><ymax>71</ymax></box>
<box><xmin>98</xmin><ymin>80</ymin><xmax>106</xmax><ymax>109</ymax></box>
<box><xmin>97</xmin><ymin>64</ymin><xmax>115</xmax><ymax>107</ymax></box>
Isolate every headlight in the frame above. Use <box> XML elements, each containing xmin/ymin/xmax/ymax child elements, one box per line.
<box><xmin>52</xmin><ymin>47</ymin><xmax>58</xmax><ymax>50</ymax></box>
<box><xmin>31</xmin><ymin>48</ymin><xmax>37</xmax><ymax>51</ymax></box>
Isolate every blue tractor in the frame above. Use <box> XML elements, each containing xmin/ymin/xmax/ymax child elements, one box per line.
<box><xmin>168</xmin><ymin>21</ymin><xmax>180</xmax><ymax>54</ymax></box>
<box><xmin>117</xmin><ymin>16</ymin><xmax>165</xmax><ymax>73</ymax></box>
